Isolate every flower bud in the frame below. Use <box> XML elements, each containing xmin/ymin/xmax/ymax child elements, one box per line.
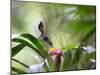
<box><xmin>48</xmin><ymin>48</ymin><xmax>63</xmax><ymax>71</ymax></box>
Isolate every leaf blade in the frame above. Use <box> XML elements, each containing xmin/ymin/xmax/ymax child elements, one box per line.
<box><xmin>21</xmin><ymin>34</ymin><xmax>45</xmax><ymax>50</ymax></box>
<box><xmin>12</xmin><ymin>66</ymin><xmax>27</xmax><ymax>74</ymax></box>
<box><xmin>12</xmin><ymin>58</ymin><xmax>29</xmax><ymax>69</ymax></box>
<box><xmin>12</xmin><ymin>44</ymin><xmax>25</xmax><ymax>57</ymax></box>
<box><xmin>12</xmin><ymin>38</ymin><xmax>45</xmax><ymax>58</ymax></box>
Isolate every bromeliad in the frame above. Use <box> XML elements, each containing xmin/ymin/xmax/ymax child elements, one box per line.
<box><xmin>48</xmin><ymin>48</ymin><xmax>63</xmax><ymax>71</ymax></box>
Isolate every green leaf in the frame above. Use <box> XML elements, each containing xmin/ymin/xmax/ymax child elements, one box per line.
<box><xmin>20</xmin><ymin>34</ymin><xmax>48</xmax><ymax>58</ymax></box>
<box><xmin>82</xmin><ymin>27</ymin><xmax>96</xmax><ymax>42</ymax></box>
<box><xmin>46</xmin><ymin>55</ymin><xmax>56</xmax><ymax>71</ymax></box>
<box><xmin>72</xmin><ymin>45</ymin><xmax>83</xmax><ymax>68</ymax></box>
<box><xmin>61</xmin><ymin>44</ymin><xmax>79</xmax><ymax>51</ymax></box>
<box><xmin>77</xmin><ymin>51</ymin><xmax>96</xmax><ymax>69</ymax></box>
<box><xmin>88</xmin><ymin>51</ymin><xmax>96</xmax><ymax>59</ymax></box>
<box><xmin>62</xmin><ymin>48</ymin><xmax>78</xmax><ymax>70</ymax></box>
<box><xmin>21</xmin><ymin>34</ymin><xmax>45</xmax><ymax>50</ymax></box>
<box><xmin>12</xmin><ymin>38</ymin><xmax>45</xmax><ymax>58</ymax></box>
<box><xmin>85</xmin><ymin>51</ymin><xmax>96</xmax><ymax>61</ymax></box>
<box><xmin>62</xmin><ymin>50</ymin><xmax>72</xmax><ymax>70</ymax></box>
<box><xmin>12</xmin><ymin>44</ymin><xmax>25</xmax><ymax>57</ymax></box>
<box><xmin>62</xmin><ymin>46</ymin><xmax>86</xmax><ymax>70</ymax></box>
<box><xmin>12</xmin><ymin>58</ymin><xmax>29</xmax><ymax>69</ymax></box>
<box><xmin>12</xmin><ymin>66</ymin><xmax>27</xmax><ymax>74</ymax></box>
<box><xmin>12</xmin><ymin>36</ymin><xmax>55</xmax><ymax>71</ymax></box>
<box><xmin>43</xmin><ymin>63</ymin><xmax>49</xmax><ymax>71</ymax></box>
<box><xmin>73</xmin><ymin>48</ymin><xmax>82</xmax><ymax>62</ymax></box>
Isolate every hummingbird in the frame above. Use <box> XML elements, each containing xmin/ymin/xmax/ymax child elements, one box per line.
<box><xmin>38</xmin><ymin>22</ymin><xmax>53</xmax><ymax>47</ymax></box>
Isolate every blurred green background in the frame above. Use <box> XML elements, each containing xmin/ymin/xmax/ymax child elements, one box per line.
<box><xmin>12</xmin><ymin>1</ymin><xmax>96</xmax><ymax>73</ymax></box>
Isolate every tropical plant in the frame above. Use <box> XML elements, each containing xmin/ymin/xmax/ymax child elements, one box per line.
<box><xmin>12</xmin><ymin>1</ymin><xmax>96</xmax><ymax>74</ymax></box>
<box><xmin>12</xmin><ymin>33</ymin><xmax>96</xmax><ymax>74</ymax></box>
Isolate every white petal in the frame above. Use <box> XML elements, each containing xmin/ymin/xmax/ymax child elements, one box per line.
<box><xmin>82</xmin><ymin>47</ymin><xmax>87</xmax><ymax>50</ymax></box>
<box><xmin>28</xmin><ymin>62</ymin><xmax>44</xmax><ymax>73</ymax></box>
<box><xmin>82</xmin><ymin>45</ymin><xmax>95</xmax><ymax>53</ymax></box>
